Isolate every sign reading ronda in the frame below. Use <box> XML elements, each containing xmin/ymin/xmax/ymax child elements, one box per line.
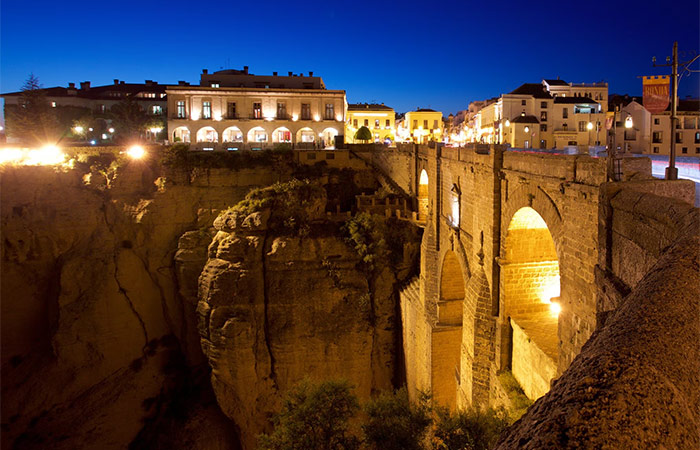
<box><xmin>642</xmin><ymin>75</ymin><xmax>670</xmax><ymax>114</ymax></box>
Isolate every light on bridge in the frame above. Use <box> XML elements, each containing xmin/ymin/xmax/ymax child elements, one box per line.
<box><xmin>126</xmin><ymin>145</ymin><xmax>146</xmax><ymax>160</ymax></box>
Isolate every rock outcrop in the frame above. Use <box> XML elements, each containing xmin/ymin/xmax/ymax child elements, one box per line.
<box><xmin>195</xmin><ymin>181</ymin><xmax>418</xmax><ymax>449</ymax></box>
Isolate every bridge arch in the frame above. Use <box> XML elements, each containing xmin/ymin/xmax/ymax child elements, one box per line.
<box><xmin>501</xmin><ymin>205</ymin><xmax>561</xmax><ymax>402</ymax></box>
<box><xmin>432</xmin><ymin>248</ymin><xmax>468</xmax><ymax>410</ymax></box>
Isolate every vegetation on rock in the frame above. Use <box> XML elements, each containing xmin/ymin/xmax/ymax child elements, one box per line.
<box><xmin>257</xmin><ymin>379</ymin><xmax>360</xmax><ymax>450</ymax></box>
<box><xmin>363</xmin><ymin>388</ymin><xmax>432</xmax><ymax>450</ymax></box>
<box><xmin>161</xmin><ymin>144</ymin><xmax>293</xmax><ymax>171</ymax></box>
<box><xmin>431</xmin><ymin>406</ymin><xmax>510</xmax><ymax>450</ymax></box>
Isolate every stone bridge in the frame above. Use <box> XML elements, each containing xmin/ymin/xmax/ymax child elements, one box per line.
<box><xmin>357</xmin><ymin>143</ymin><xmax>669</xmax><ymax>410</ymax></box>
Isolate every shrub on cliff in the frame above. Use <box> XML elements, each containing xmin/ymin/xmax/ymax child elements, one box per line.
<box><xmin>362</xmin><ymin>388</ymin><xmax>432</xmax><ymax>450</ymax></box>
<box><xmin>257</xmin><ymin>379</ymin><xmax>360</xmax><ymax>450</ymax></box>
<box><xmin>227</xmin><ymin>179</ymin><xmax>326</xmax><ymax>234</ymax></box>
<box><xmin>160</xmin><ymin>145</ymin><xmax>293</xmax><ymax>171</ymax></box>
<box><xmin>431</xmin><ymin>406</ymin><xmax>510</xmax><ymax>450</ymax></box>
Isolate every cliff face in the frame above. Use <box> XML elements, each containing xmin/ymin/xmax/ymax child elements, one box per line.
<box><xmin>194</xmin><ymin>184</ymin><xmax>417</xmax><ymax>450</ymax></box>
<box><xmin>1</xmin><ymin>158</ymin><xmax>285</xmax><ymax>450</ymax></box>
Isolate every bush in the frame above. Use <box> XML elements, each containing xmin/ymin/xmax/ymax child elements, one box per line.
<box><xmin>363</xmin><ymin>388</ymin><xmax>432</xmax><ymax>450</ymax></box>
<box><xmin>257</xmin><ymin>379</ymin><xmax>360</xmax><ymax>450</ymax></box>
<box><xmin>432</xmin><ymin>407</ymin><xmax>510</xmax><ymax>450</ymax></box>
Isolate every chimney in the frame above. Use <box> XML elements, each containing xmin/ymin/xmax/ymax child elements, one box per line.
<box><xmin>288</xmin><ymin>71</ymin><xmax>293</xmax><ymax>76</ymax></box>
<box><xmin>145</xmin><ymin>79</ymin><xmax>154</xmax><ymax>85</ymax></box>
<box><xmin>178</xmin><ymin>81</ymin><xmax>188</xmax><ymax>86</ymax></box>
<box><xmin>309</xmin><ymin>71</ymin><xmax>313</xmax><ymax>76</ymax></box>
<box><xmin>203</xmin><ymin>69</ymin><xmax>208</xmax><ymax>74</ymax></box>
<box><xmin>80</xmin><ymin>81</ymin><xmax>90</xmax><ymax>90</ymax></box>
<box><xmin>120</xmin><ymin>81</ymin><xmax>125</xmax><ymax>85</ymax></box>
<box><xmin>273</xmin><ymin>71</ymin><xmax>278</xmax><ymax>76</ymax></box>
<box><xmin>114</xmin><ymin>79</ymin><xmax>119</xmax><ymax>85</ymax></box>
<box><xmin>243</xmin><ymin>66</ymin><xmax>249</xmax><ymax>74</ymax></box>
<box><xmin>68</xmin><ymin>82</ymin><xmax>76</xmax><ymax>89</ymax></box>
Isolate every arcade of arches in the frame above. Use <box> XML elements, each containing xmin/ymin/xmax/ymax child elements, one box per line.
<box><xmin>418</xmin><ymin>169</ymin><xmax>429</xmax><ymax>221</ymax></box>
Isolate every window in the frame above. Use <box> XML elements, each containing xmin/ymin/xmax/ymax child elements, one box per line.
<box><xmin>578</xmin><ymin>121</ymin><xmax>586</xmax><ymax>132</ymax></box>
<box><xmin>676</xmin><ymin>132</ymin><xmax>682</xmax><ymax>143</ymax></box>
<box><xmin>353</xmin><ymin>119</ymin><xmax>358</xmax><ymax>127</ymax></box>
<box><xmin>227</xmin><ymin>102</ymin><xmax>237</xmax><ymax>119</ymax></box>
<box><xmin>301</xmin><ymin>103</ymin><xmax>311</xmax><ymax>120</ymax></box>
<box><xmin>324</xmin><ymin>103</ymin><xmax>334</xmax><ymax>120</ymax></box>
<box><xmin>211</xmin><ymin>83</ymin><xmax>220</xmax><ymax>88</ymax></box>
<box><xmin>540</xmin><ymin>111</ymin><xmax>547</xmax><ymax>122</ymax></box>
<box><xmin>385</xmin><ymin>119</ymin><xmax>390</xmax><ymax>127</ymax></box>
<box><xmin>696</xmin><ymin>147</ymin><xmax>700</xmax><ymax>154</ymax></box>
<box><xmin>540</xmin><ymin>140</ymin><xmax>547</xmax><ymax>148</ymax></box>
<box><xmin>51</xmin><ymin>101</ymin><xmax>57</xmax><ymax>107</ymax></box>
<box><xmin>654</xmin><ymin>118</ymin><xmax>660</xmax><ymax>125</ymax></box>
<box><xmin>652</xmin><ymin>131</ymin><xmax>663</xmax><ymax>143</ymax></box>
<box><xmin>202</xmin><ymin>101</ymin><xmax>211</xmax><ymax>119</ymax></box>
<box><xmin>562</xmin><ymin>123</ymin><xmax>568</xmax><ymax>130</ymax></box>
<box><xmin>277</xmin><ymin>102</ymin><xmax>287</xmax><ymax>119</ymax></box>
<box><xmin>540</xmin><ymin>101</ymin><xmax>547</xmax><ymax>108</ymax></box>
<box><xmin>540</xmin><ymin>124</ymin><xmax>547</xmax><ymax>132</ymax></box>
<box><xmin>177</xmin><ymin>101</ymin><xmax>186</xmax><ymax>118</ymax></box>
<box><xmin>143</xmin><ymin>92</ymin><xmax>156</xmax><ymax>98</ymax></box>
<box><xmin>423</xmin><ymin>120</ymin><xmax>428</xmax><ymax>128</ymax></box>
<box><xmin>562</xmin><ymin>108</ymin><xmax>568</xmax><ymax>119</ymax></box>
<box><xmin>521</xmin><ymin>100</ymin><xmax>526</xmax><ymax>106</ymax></box>
<box><xmin>695</xmin><ymin>132</ymin><xmax>700</xmax><ymax>143</ymax></box>
<box><xmin>413</xmin><ymin>120</ymin><xmax>417</xmax><ymax>128</ymax></box>
<box><xmin>653</xmin><ymin>146</ymin><xmax>659</xmax><ymax>153</ymax></box>
<box><xmin>682</xmin><ymin>147</ymin><xmax>688</xmax><ymax>154</ymax></box>
<box><xmin>99</xmin><ymin>104</ymin><xmax>106</xmax><ymax>113</ymax></box>
<box><xmin>364</xmin><ymin>119</ymin><xmax>369</xmax><ymax>126</ymax></box>
<box><xmin>151</xmin><ymin>105</ymin><xmax>162</xmax><ymax>115</ymax></box>
<box><xmin>253</xmin><ymin>102</ymin><xmax>262</xmax><ymax>119</ymax></box>
<box><xmin>433</xmin><ymin>120</ymin><xmax>438</xmax><ymax>129</ymax></box>
<box><xmin>374</xmin><ymin>119</ymin><xmax>379</xmax><ymax>128</ymax></box>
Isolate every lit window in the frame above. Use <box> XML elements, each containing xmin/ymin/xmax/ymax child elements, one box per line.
<box><xmin>652</xmin><ymin>131</ymin><xmax>663</xmax><ymax>143</ymax></box>
<box><xmin>540</xmin><ymin>101</ymin><xmax>547</xmax><ymax>108</ymax></box>
<box><xmin>177</xmin><ymin>101</ymin><xmax>186</xmax><ymax>118</ymax></box>
<box><xmin>202</xmin><ymin>101</ymin><xmax>212</xmax><ymax>119</ymax></box>
<box><xmin>324</xmin><ymin>103</ymin><xmax>334</xmax><ymax>120</ymax></box>
<box><xmin>301</xmin><ymin>103</ymin><xmax>311</xmax><ymax>120</ymax></box>
<box><xmin>375</xmin><ymin>119</ymin><xmax>379</xmax><ymax>128</ymax></box>
<box><xmin>423</xmin><ymin>120</ymin><xmax>428</xmax><ymax>128</ymax></box>
<box><xmin>540</xmin><ymin>124</ymin><xmax>547</xmax><ymax>132</ymax></box>
<box><xmin>211</xmin><ymin>83</ymin><xmax>220</xmax><ymax>88</ymax></box>
<box><xmin>152</xmin><ymin>105</ymin><xmax>162</xmax><ymax>115</ymax></box>
<box><xmin>353</xmin><ymin>119</ymin><xmax>358</xmax><ymax>127</ymax></box>
<box><xmin>540</xmin><ymin>111</ymin><xmax>547</xmax><ymax>122</ymax></box>
<box><xmin>385</xmin><ymin>119</ymin><xmax>390</xmax><ymax>127</ymax></box>
<box><xmin>695</xmin><ymin>132</ymin><xmax>700</xmax><ymax>143</ymax></box>
<box><xmin>253</xmin><ymin>103</ymin><xmax>262</xmax><ymax>119</ymax></box>
<box><xmin>364</xmin><ymin>119</ymin><xmax>369</xmax><ymax>126</ymax></box>
<box><xmin>51</xmin><ymin>101</ymin><xmax>57</xmax><ymax>107</ymax></box>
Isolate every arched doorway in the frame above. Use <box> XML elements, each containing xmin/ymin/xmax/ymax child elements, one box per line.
<box><xmin>172</xmin><ymin>126</ymin><xmax>190</xmax><ymax>143</ymax></box>
<box><xmin>418</xmin><ymin>169</ymin><xmax>429</xmax><ymax>221</ymax></box>
<box><xmin>432</xmin><ymin>250</ymin><xmax>465</xmax><ymax>410</ymax></box>
<box><xmin>321</xmin><ymin>127</ymin><xmax>339</xmax><ymax>149</ymax></box>
<box><xmin>196</xmin><ymin>126</ymin><xmax>218</xmax><ymax>143</ymax></box>
<box><xmin>247</xmin><ymin>127</ymin><xmax>268</xmax><ymax>143</ymax></box>
<box><xmin>272</xmin><ymin>127</ymin><xmax>292</xmax><ymax>143</ymax></box>
<box><xmin>222</xmin><ymin>126</ymin><xmax>243</xmax><ymax>142</ymax></box>
<box><xmin>502</xmin><ymin>207</ymin><xmax>560</xmax><ymax>401</ymax></box>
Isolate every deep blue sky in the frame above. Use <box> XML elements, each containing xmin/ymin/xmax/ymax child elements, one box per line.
<box><xmin>1</xmin><ymin>0</ymin><xmax>699</xmax><ymax>117</ymax></box>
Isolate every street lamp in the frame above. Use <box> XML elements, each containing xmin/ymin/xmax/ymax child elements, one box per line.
<box><xmin>608</xmin><ymin>112</ymin><xmax>634</xmax><ymax>181</ymax></box>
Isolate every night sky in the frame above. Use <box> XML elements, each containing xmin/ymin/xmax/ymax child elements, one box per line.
<box><xmin>1</xmin><ymin>0</ymin><xmax>699</xmax><ymax>117</ymax></box>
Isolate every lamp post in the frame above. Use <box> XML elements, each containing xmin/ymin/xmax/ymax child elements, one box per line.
<box><xmin>607</xmin><ymin>111</ymin><xmax>633</xmax><ymax>181</ymax></box>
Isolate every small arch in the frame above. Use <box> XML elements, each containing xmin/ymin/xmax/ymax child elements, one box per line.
<box><xmin>418</xmin><ymin>169</ymin><xmax>429</xmax><ymax>221</ymax></box>
<box><xmin>502</xmin><ymin>206</ymin><xmax>560</xmax><ymax>402</ymax></box>
<box><xmin>247</xmin><ymin>126</ymin><xmax>268</xmax><ymax>143</ymax></box>
<box><xmin>172</xmin><ymin>126</ymin><xmax>190</xmax><ymax>143</ymax></box>
<box><xmin>222</xmin><ymin>126</ymin><xmax>243</xmax><ymax>142</ymax></box>
<box><xmin>321</xmin><ymin>127</ymin><xmax>339</xmax><ymax>149</ymax></box>
<box><xmin>272</xmin><ymin>127</ymin><xmax>292</xmax><ymax>143</ymax></box>
<box><xmin>296</xmin><ymin>127</ymin><xmax>315</xmax><ymax>143</ymax></box>
<box><xmin>196</xmin><ymin>126</ymin><xmax>218</xmax><ymax>143</ymax></box>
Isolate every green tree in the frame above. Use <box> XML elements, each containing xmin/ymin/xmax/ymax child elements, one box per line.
<box><xmin>257</xmin><ymin>379</ymin><xmax>360</xmax><ymax>450</ymax></box>
<box><xmin>5</xmin><ymin>74</ymin><xmax>60</xmax><ymax>145</ymax></box>
<box><xmin>354</xmin><ymin>126</ymin><xmax>372</xmax><ymax>143</ymax></box>
<box><xmin>362</xmin><ymin>388</ymin><xmax>432</xmax><ymax>450</ymax></box>
<box><xmin>109</xmin><ymin>96</ymin><xmax>150</xmax><ymax>143</ymax></box>
<box><xmin>432</xmin><ymin>406</ymin><xmax>510</xmax><ymax>450</ymax></box>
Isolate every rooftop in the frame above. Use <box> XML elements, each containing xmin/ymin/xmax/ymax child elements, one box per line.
<box><xmin>511</xmin><ymin>115</ymin><xmax>540</xmax><ymax>124</ymax></box>
<box><xmin>348</xmin><ymin>103</ymin><xmax>394</xmax><ymax>111</ymax></box>
<box><xmin>553</xmin><ymin>96</ymin><xmax>598</xmax><ymax>104</ymax></box>
<box><xmin>509</xmin><ymin>83</ymin><xmax>552</xmax><ymax>99</ymax></box>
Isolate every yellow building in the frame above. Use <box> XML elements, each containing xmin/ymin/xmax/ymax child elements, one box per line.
<box><xmin>403</xmin><ymin>109</ymin><xmax>443</xmax><ymax>144</ymax></box>
<box><xmin>345</xmin><ymin>103</ymin><xmax>395</xmax><ymax>143</ymax></box>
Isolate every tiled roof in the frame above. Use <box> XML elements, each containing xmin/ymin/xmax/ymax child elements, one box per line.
<box><xmin>511</xmin><ymin>115</ymin><xmax>539</xmax><ymax>124</ymax></box>
<box><xmin>348</xmin><ymin>103</ymin><xmax>393</xmax><ymax>111</ymax></box>
<box><xmin>543</xmin><ymin>79</ymin><xmax>569</xmax><ymax>86</ymax></box>
<box><xmin>509</xmin><ymin>83</ymin><xmax>552</xmax><ymax>99</ymax></box>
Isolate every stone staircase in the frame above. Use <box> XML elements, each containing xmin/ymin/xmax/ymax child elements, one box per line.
<box><xmin>400</xmin><ymin>276</ymin><xmax>420</xmax><ymax>305</ymax></box>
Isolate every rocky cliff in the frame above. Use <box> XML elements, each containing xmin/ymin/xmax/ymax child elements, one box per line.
<box><xmin>1</xmin><ymin>152</ymin><xmax>289</xmax><ymax>449</ymax></box>
<box><xmin>192</xmin><ymin>181</ymin><xmax>419</xmax><ymax>449</ymax></box>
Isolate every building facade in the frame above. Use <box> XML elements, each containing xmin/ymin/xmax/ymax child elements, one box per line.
<box><xmin>469</xmin><ymin>79</ymin><xmax>608</xmax><ymax>151</ymax></box>
<box><xmin>607</xmin><ymin>95</ymin><xmax>650</xmax><ymax>154</ymax></box>
<box><xmin>345</xmin><ymin>103</ymin><xmax>395</xmax><ymax>144</ymax></box>
<box><xmin>648</xmin><ymin>100</ymin><xmax>700</xmax><ymax>156</ymax></box>
<box><xmin>400</xmin><ymin>109</ymin><xmax>443</xmax><ymax>144</ymax></box>
<box><xmin>166</xmin><ymin>68</ymin><xmax>346</xmax><ymax>150</ymax></box>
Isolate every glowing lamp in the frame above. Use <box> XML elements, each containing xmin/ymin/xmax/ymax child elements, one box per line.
<box><xmin>336</xmin><ymin>114</ymin><xmax>342</xmax><ymax>121</ymax></box>
<box><xmin>214</xmin><ymin>114</ymin><xmax>222</xmax><ymax>121</ymax></box>
<box><xmin>108</xmin><ymin>127</ymin><xmax>115</xmax><ymax>133</ymax></box>
<box><xmin>149</xmin><ymin>127</ymin><xmax>163</xmax><ymax>134</ymax></box>
<box><xmin>26</xmin><ymin>145</ymin><xmax>65</xmax><ymax>166</ymax></box>
<box><xmin>190</xmin><ymin>112</ymin><xmax>200</xmax><ymax>121</ymax></box>
<box><xmin>524</xmin><ymin>126</ymin><xmax>529</xmax><ymax>133</ymax></box>
<box><xmin>505</xmin><ymin>120</ymin><xmax>510</xmax><ymax>127</ymax></box>
<box><xmin>549</xmin><ymin>301</ymin><xmax>561</xmax><ymax>317</ymax></box>
<box><xmin>587</xmin><ymin>122</ymin><xmax>593</xmax><ymax>130</ymax></box>
<box><xmin>292</xmin><ymin>114</ymin><xmax>298</xmax><ymax>121</ymax></box>
<box><xmin>126</xmin><ymin>145</ymin><xmax>146</xmax><ymax>159</ymax></box>
<box><xmin>0</xmin><ymin>148</ymin><xmax>24</xmax><ymax>165</ymax></box>
<box><xmin>74</xmin><ymin>126</ymin><xmax>84</xmax><ymax>134</ymax></box>
<box><xmin>314</xmin><ymin>115</ymin><xmax>320</xmax><ymax>122</ymax></box>
<box><xmin>624</xmin><ymin>116</ymin><xmax>633</xmax><ymax>129</ymax></box>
